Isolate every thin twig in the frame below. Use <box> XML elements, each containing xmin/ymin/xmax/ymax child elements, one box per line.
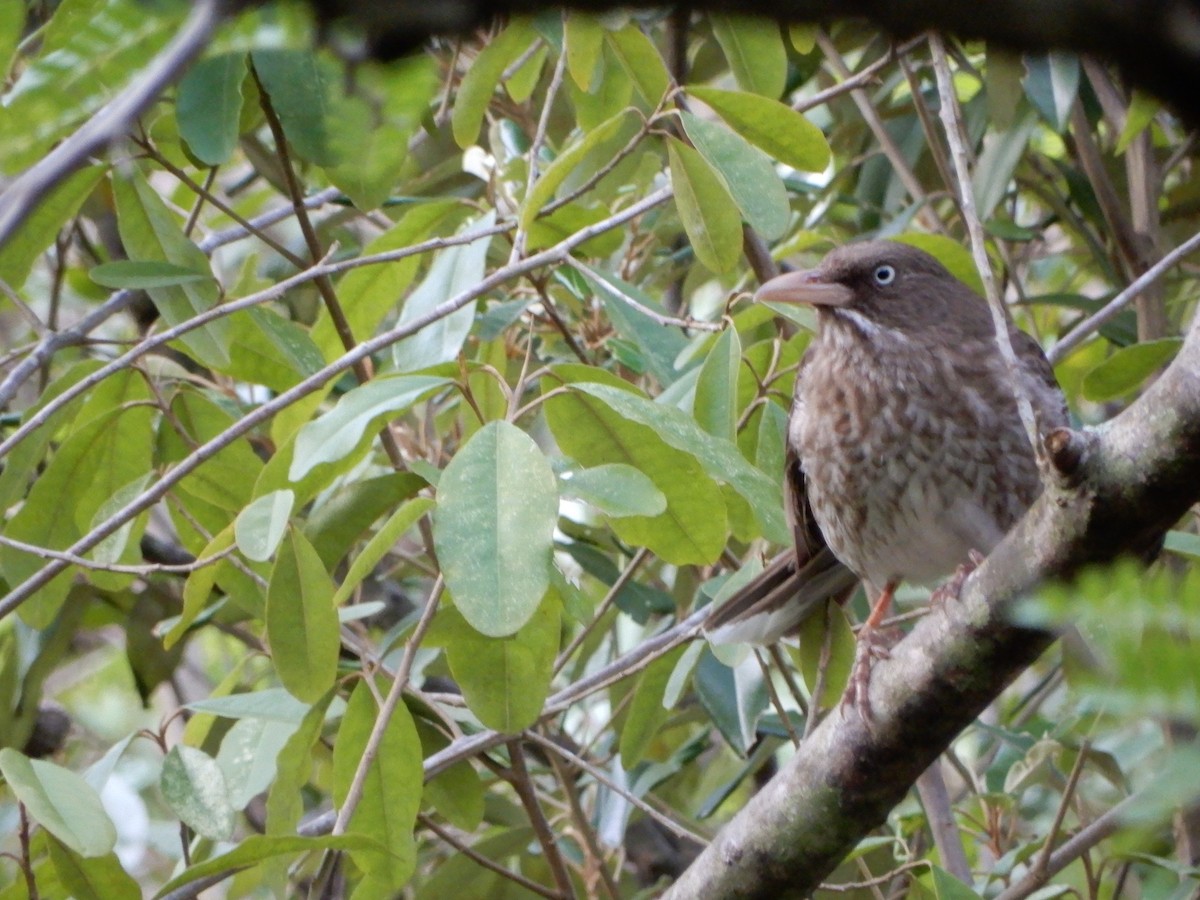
<box><xmin>331</xmin><ymin>577</ymin><xmax>444</xmax><ymax>835</ymax></box>
<box><xmin>1049</xmin><ymin>226</ymin><xmax>1200</xmax><ymax>363</ymax></box>
<box><xmin>929</xmin><ymin>34</ymin><xmax>1042</xmax><ymax>459</ymax></box>
<box><xmin>523</xmin><ymin>729</ymin><xmax>709</xmax><ymax>847</ymax></box>
<box><xmin>554</xmin><ymin>548</ymin><xmax>649</xmax><ymax>674</ymax></box>
<box><xmin>418</xmin><ymin>814</ymin><xmax>562</xmax><ymax>900</ymax></box>
<box><xmin>0</xmin><ymin>533</ymin><xmax>234</xmax><ymax>575</ymax></box>
<box><xmin>505</xmin><ymin>740</ymin><xmax>577</xmax><ymax>899</ymax></box>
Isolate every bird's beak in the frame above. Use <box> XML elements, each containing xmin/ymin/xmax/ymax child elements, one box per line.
<box><xmin>754</xmin><ymin>269</ymin><xmax>854</xmax><ymax>307</ymax></box>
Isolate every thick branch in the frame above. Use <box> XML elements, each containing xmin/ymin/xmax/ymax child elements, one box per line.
<box><xmin>664</xmin><ymin>317</ymin><xmax>1200</xmax><ymax>897</ymax></box>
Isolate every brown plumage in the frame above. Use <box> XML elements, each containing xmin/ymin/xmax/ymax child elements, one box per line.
<box><xmin>706</xmin><ymin>241</ymin><xmax>1068</xmax><ymax>650</ymax></box>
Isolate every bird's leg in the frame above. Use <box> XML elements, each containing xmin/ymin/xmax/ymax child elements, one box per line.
<box><xmin>930</xmin><ymin>549</ymin><xmax>985</xmax><ymax>609</ymax></box>
<box><xmin>842</xmin><ymin>580</ymin><xmax>899</xmax><ymax>723</ymax></box>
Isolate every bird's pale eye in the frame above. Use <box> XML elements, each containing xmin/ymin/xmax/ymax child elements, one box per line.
<box><xmin>873</xmin><ymin>264</ymin><xmax>896</xmax><ymax>285</ymax></box>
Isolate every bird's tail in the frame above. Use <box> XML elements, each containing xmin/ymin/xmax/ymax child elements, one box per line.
<box><xmin>703</xmin><ymin>548</ymin><xmax>859</xmax><ymax>645</ymax></box>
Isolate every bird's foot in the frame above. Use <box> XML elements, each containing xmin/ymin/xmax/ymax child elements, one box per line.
<box><xmin>841</xmin><ymin>625</ymin><xmax>901</xmax><ymax>725</ymax></box>
<box><xmin>930</xmin><ymin>550</ymin><xmax>985</xmax><ymax>609</ymax></box>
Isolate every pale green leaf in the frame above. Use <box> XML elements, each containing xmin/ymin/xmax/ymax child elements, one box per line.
<box><xmin>0</xmin><ymin>749</ymin><xmax>116</xmax><ymax>857</ymax></box>
<box><xmin>288</xmin><ymin>375</ymin><xmax>450</xmax><ymax>482</ymax></box>
<box><xmin>559</xmin><ymin>463</ymin><xmax>667</xmax><ymax>517</ymax></box>
<box><xmin>605</xmin><ymin>25</ymin><xmax>670</xmax><ymax>107</ymax></box>
<box><xmin>452</xmin><ymin>21</ymin><xmax>536</xmax><ymax>148</ymax></box>
<box><xmin>160</xmin><ymin>745</ymin><xmax>235</xmax><ymax>842</ymax></box>
<box><xmin>433</xmin><ymin>421</ymin><xmax>559</xmax><ymax>637</ymax></box>
<box><xmin>1081</xmin><ymin>338</ymin><xmax>1183</xmax><ymax>402</ymax></box>
<box><xmin>235</xmin><ymin>489</ymin><xmax>295</xmax><ymax>562</ymax></box>
<box><xmin>333</xmin><ymin>497</ymin><xmax>435</xmax><ymax>605</ymax></box>
<box><xmin>565</xmin><ymin>13</ymin><xmax>604</xmax><ymax>90</ymax></box>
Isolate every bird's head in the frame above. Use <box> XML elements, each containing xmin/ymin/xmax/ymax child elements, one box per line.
<box><xmin>755</xmin><ymin>240</ymin><xmax>986</xmax><ymax>337</ymax></box>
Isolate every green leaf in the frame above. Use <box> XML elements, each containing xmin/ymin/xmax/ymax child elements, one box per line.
<box><xmin>928</xmin><ymin>866</ymin><xmax>984</xmax><ymax>899</ymax></box>
<box><xmin>235</xmin><ymin>489</ymin><xmax>295</xmax><ymax>562</ymax></box>
<box><xmin>0</xmin><ymin>749</ymin><xmax>117</xmax><ymax>857</ymax></box>
<box><xmin>692</xmin><ymin>325</ymin><xmax>742</xmax><ymax>440</ymax></box>
<box><xmin>579</xmin><ymin>267</ymin><xmax>689</xmax><ymax>386</ymax></box>
<box><xmin>266</xmin><ymin>529</ymin><xmax>340</xmax><ymax>703</ymax></box>
<box><xmin>972</xmin><ymin>106</ymin><xmax>1038</xmax><ymax>222</ymax></box>
<box><xmin>112</xmin><ymin>169</ymin><xmax>230</xmax><ymax>367</ymax></box>
<box><xmin>1164</xmin><ymin>530</ymin><xmax>1200</xmax><ymax>560</ymax></box>
<box><xmin>565</xmin><ymin>13</ymin><xmax>604</xmax><ymax>90</ymax></box>
<box><xmin>433</xmin><ymin>421</ymin><xmax>559</xmax><ymax>637</ymax></box>
<box><xmin>185</xmin><ymin>688</ymin><xmax>312</xmax><ymax>723</ymax></box>
<box><xmin>416</xmin><ymin>720</ymin><xmax>485</xmax><ymax>831</ymax></box>
<box><xmin>314</xmin><ymin>201</ymin><xmax>462</xmax><ymax>361</ymax></box>
<box><xmin>520</xmin><ymin>109</ymin><xmax>635</xmax><ymax>229</ymax></box>
<box><xmin>305</xmin><ymin>472</ymin><xmax>428</xmax><ymax>568</ymax></box>
<box><xmin>795</xmin><ymin>602</ymin><xmax>856</xmax><ymax>710</ymax></box>
<box><xmin>216</xmin><ymin>716</ymin><xmax>301</xmax><ymax>809</ymax></box>
<box><xmin>89</xmin><ymin>473</ymin><xmax>152</xmax><ymax>568</ymax></box>
<box><xmin>710</xmin><ymin>16</ymin><xmax>786</xmax><ymax>99</ymax></box>
<box><xmin>177</xmin><ymin>52</ymin><xmax>246</xmax><ymax>165</ymax></box>
<box><xmin>288</xmin><ymin>375</ymin><xmax>450</xmax><ymax>482</ymax></box>
<box><xmin>620</xmin><ymin>644</ymin><xmax>686</xmax><ymax>767</ymax></box>
<box><xmin>47</xmin><ymin>839</ymin><xmax>139</xmax><ymax>900</ymax></box>
<box><xmin>225</xmin><ymin>306</ymin><xmax>326</xmax><ymax>393</ymax></box>
<box><xmin>391</xmin><ymin>212</ymin><xmax>495</xmax><ymax>373</ymax></box>
<box><xmin>686</xmin><ymin>86</ymin><xmax>831</xmax><ymax>172</ymax></box>
<box><xmin>155</xmin><ymin>834</ymin><xmax>381</xmax><ymax>898</ymax></box>
<box><xmin>605</xmin><ymin>25</ymin><xmax>670</xmax><ymax>107</ymax></box>
<box><xmin>331</xmin><ymin>679</ymin><xmax>422</xmax><ymax>888</ymax></box>
<box><xmin>544</xmin><ymin>377</ymin><xmax>728</xmax><ymax>565</ymax></box>
<box><xmin>680</xmin><ymin>112</ymin><xmax>790</xmax><ymax>240</ymax></box>
<box><xmin>695</xmin><ymin>647</ymin><xmax>766</xmax><ymax>753</ymax></box>
<box><xmin>572</xmin><ymin>382</ymin><xmax>788</xmax><ymax>543</ymax></box>
<box><xmin>0</xmin><ymin>3</ymin><xmax>24</xmax><ymax>77</ymax></box>
<box><xmin>0</xmin><ymin>166</ymin><xmax>103</xmax><ymax>289</ymax></box>
<box><xmin>1081</xmin><ymin>338</ymin><xmax>1183</xmax><ymax>402</ymax></box>
<box><xmin>333</xmin><ymin>497</ymin><xmax>435</xmax><ymax>605</ymax></box>
<box><xmin>1116</xmin><ymin>91</ymin><xmax>1159</xmax><ymax>155</ymax></box>
<box><xmin>251</xmin><ymin>49</ymin><xmax>340</xmax><ymax>165</ymax></box>
<box><xmin>437</xmin><ymin>593</ymin><xmax>561</xmax><ymax>732</ymax></box>
<box><xmin>1024</xmin><ymin>51</ymin><xmax>1080</xmax><ymax>131</ymax></box>
<box><xmin>266</xmin><ymin>692</ymin><xmax>334</xmax><ymax>837</ymax></box>
<box><xmin>160</xmin><ymin>745</ymin><xmax>235</xmax><ymax>841</ymax></box>
<box><xmin>452</xmin><ymin>21</ymin><xmax>536</xmax><ymax>148</ymax></box>
<box><xmin>667</xmin><ymin>137</ymin><xmax>743</xmax><ymax>273</ymax></box>
<box><xmin>2</xmin><ymin>375</ymin><xmax>154</xmax><ymax>627</ymax></box>
<box><xmin>559</xmin><ymin>463</ymin><xmax>667</xmax><ymax>517</ymax></box>
<box><xmin>505</xmin><ymin>43</ymin><xmax>547</xmax><ymax>102</ymax></box>
<box><xmin>88</xmin><ymin>260</ymin><xmax>211</xmax><ymax>289</ymax></box>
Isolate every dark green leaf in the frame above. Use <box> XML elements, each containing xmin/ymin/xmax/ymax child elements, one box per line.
<box><xmin>177</xmin><ymin>53</ymin><xmax>246</xmax><ymax>165</ymax></box>
<box><xmin>266</xmin><ymin>529</ymin><xmax>340</xmax><ymax>703</ymax></box>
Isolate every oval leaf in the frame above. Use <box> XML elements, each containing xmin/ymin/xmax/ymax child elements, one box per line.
<box><xmin>332</xmin><ymin>679</ymin><xmax>422</xmax><ymax>888</ymax></box>
<box><xmin>434</xmin><ymin>421</ymin><xmax>559</xmax><ymax>637</ymax></box>
<box><xmin>686</xmin><ymin>86</ymin><xmax>831</xmax><ymax>173</ymax></box>
<box><xmin>667</xmin><ymin>137</ymin><xmax>743</xmax><ymax>274</ymax></box>
<box><xmin>451</xmin><ymin>21</ymin><xmax>536</xmax><ymax>148</ymax></box>
<box><xmin>559</xmin><ymin>463</ymin><xmax>667</xmax><ymax>517</ymax></box>
<box><xmin>160</xmin><ymin>745</ymin><xmax>235</xmax><ymax>841</ymax></box>
<box><xmin>235</xmin><ymin>489</ymin><xmax>295</xmax><ymax>562</ymax></box>
<box><xmin>1081</xmin><ymin>338</ymin><xmax>1183</xmax><ymax>403</ymax></box>
<box><xmin>289</xmin><ymin>375</ymin><xmax>450</xmax><ymax>482</ymax></box>
<box><xmin>680</xmin><ymin>111</ymin><xmax>790</xmax><ymax>240</ymax></box>
<box><xmin>605</xmin><ymin>25</ymin><xmax>670</xmax><ymax>107</ymax></box>
<box><xmin>438</xmin><ymin>593</ymin><xmax>561</xmax><ymax>732</ymax></box>
<box><xmin>710</xmin><ymin>15</ymin><xmax>786</xmax><ymax>99</ymax></box>
<box><xmin>177</xmin><ymin>52</ymin><xmax>246</xmax><ymax>166</ymax></box>
<box><xmin>0</xmin><ymin>749</ymin><xmax>116</xmax><ymax>857</ymax></box>
<box><xmin>266</xmin><ymin>528</ymin><xmax>340</xmax><ymax>702</ymax></box>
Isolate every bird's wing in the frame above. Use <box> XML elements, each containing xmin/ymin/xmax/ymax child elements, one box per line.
<box><xmin>704</xmin><ymin>364</ymin><xmax>859</xmax><ymax>645</ymax></box>
<box><xmin>1012</xmin><ymin>327</ymin><xmax>1070</xmax><ymax>432</ymax></box>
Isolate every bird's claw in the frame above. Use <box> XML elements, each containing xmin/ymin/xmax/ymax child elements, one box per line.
<box><xmin>930</xmin><ymin>549</ymin><xmax>985</xmax><ymax>609</ymax></box>
<box><xmin>841</xmin><ymin>626</ymin><xmax>899</xmax><ymax>725</ymax></box>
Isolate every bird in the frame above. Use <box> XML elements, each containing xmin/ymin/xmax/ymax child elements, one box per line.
<box><xmin>705</xmin><ymin>240</ymin><xmax>1068</xmax><ymax>710</ymax></box>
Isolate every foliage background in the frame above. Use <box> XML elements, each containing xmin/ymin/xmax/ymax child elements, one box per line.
<box><xmin>0</xmin><ymin>0</ymin><xmax>1197</xmax><ymax>896</ymax></box>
